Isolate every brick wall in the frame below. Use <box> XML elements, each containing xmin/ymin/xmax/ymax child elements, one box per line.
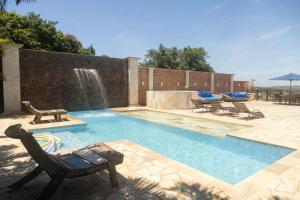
<box><xmin>189</xmin><ymin>71</ymin><xmax>211</xmax><ymax>91</ymax></box>
<box><xmin>214</xmin><ymin>73</ymin><xmax>232</xmax><ymax>93</ymax></box>
<box><xmin>20</xmin><ymin>49</ymin><xmax>128</xmax><ymax>111</ymax></box>
<box><xmin>234</xmin><ymin>81</ymin><xmax>253</xmax><ymax>92</ymax></box>
<box><xmin>153</xmin><ymin>68</ymin><xmax>186</xmax><ymax>90</ymax></box>
<box><xmin>138</xmin><ymin>67</ymin><xmax>236</xmax><ymax>105</ymax></box>
<box><xmin>138</xmin><ymin>67</ymin><xmax>149</xmax><ymax>105</ymax></box>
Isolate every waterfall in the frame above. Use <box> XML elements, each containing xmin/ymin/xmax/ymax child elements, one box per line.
<box><xmin>73</xmin><ymin>68</ymin><xmax>109</xmax><ymax>110</ymax></box>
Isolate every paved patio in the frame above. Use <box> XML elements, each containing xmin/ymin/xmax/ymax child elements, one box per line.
<box><xmin>1</xmin><ymin>101</ymin><xmax>300</xmax><ymax>199</ymax></box>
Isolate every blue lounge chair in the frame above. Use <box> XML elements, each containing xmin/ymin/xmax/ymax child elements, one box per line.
<box><xmin>223</xmin><ymin>92</ymin><xmax>250</xmax><ymax>102</ymax></box>
<box><xmin>198</xmin><ymin>91</ymin><xmax>220</xmax><ymax>101</ymax></box>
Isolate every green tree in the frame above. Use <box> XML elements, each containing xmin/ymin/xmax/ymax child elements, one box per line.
<box><xmin>142</xmin><ymin>44</ymin><xmax>214</xmax><ymax>72</ymax></box>
<box><xmin>1</xmin><ymin>0</ymin><xmax>36</xmax><ymax>12</ymax></box>
<box><xmin>0</xmin><ymin>12</ymin><xmax>95</xmax><ymax>55</ymax></box>
<box><xmin>142</xmin><ymin>44</ymin><xmax>180</xmax><ymax>69</ymax></box>
<box><xmin>180</xmin><ymin>46</ymin><xmax>213</xmax><ymax>72</ymax></box>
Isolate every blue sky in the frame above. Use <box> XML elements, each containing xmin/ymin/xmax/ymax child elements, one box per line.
<box><xmin>7</xmin><ymin>0</ymin><xmax>300</xmax><ymax>86</ymax></box>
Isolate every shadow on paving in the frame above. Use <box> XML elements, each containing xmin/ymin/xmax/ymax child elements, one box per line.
<box><xmin>0</xmin><ymin>139</ymin><xmax>287</xmax><ymax>200</ymax></box>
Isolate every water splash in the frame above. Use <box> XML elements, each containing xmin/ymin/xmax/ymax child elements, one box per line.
<box><xmin>74</xmin><ymin>68</ymin><xmax>90</xmax><ymax>109</ymax></box>
<box><xmin>73</xmin><ymin>68</ymin><xmax>109</xmax><ymax>109</ymax></box>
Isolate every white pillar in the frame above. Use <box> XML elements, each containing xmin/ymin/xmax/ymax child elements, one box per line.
<box><xmin>230</xmin><ymin>74</ymin><xmax>234</xmax><ymax>93</ymax></box>
<box><xmin>211</xmin><ymin>72</ymin><xmax>215</xmax><ymax>93</ymax></box>
<box><xmin>127</xmin><ymin>57</ymin><xmax>140</xmax><ymax>106</ymax></box>
<box><xmin>185</xmin><ymin>70</ymin><xmax>190</xmax><ymax>88</ymax></box>
<box><xmin>148</xmin><ymin>68</ymin><xmax>154</xmax><ymax>91</ymax></box>
<box><xmin>1</xmin><ymin>43</ymin><xmax>23</xmax><ymax>114</ymax></box>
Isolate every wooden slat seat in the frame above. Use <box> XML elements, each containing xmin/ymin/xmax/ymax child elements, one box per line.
<box><xmin>22</xmin><ymin>101</ymin><xmax>67</xmax><ymax>124</ymax></box>
<box><xmin>4</xmin><ymin>124</ymin><xmax>124</xmax><ymax>200</ymax></box>
<box><xmin>38</xmin><ymin>109</ymin><xmax>67</xmax><ymax>115</ymax></box>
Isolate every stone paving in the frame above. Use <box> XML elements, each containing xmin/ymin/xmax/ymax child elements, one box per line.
<box><xmin>1</xmin><ymin>101</ymin><xmax>300</xmax><ymax>199</ymax></box>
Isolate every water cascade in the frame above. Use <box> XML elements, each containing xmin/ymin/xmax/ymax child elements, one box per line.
<box><xmin>73</xmin><ymin>68</ymin><xmax>109</xmax><ymax>110</ymax></box>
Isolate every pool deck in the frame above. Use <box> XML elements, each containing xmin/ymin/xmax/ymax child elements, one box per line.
<box><xmin>1</xmin><ymin>101</ymin><xmax>300</xmax><ymax>199</ymax></box>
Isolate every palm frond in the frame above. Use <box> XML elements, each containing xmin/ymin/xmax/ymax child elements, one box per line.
<box><xmin>0</xmin><ymin>0</ymin><xmax>8</xmax><ymax>12</ymax></box>
<box><xmin>0</xmin><ymin>0</ymin><xmax>36</xmax><ymax>11</ymax></box>
<box><xmin>15</xmin><ymin>0</ymin><xmax>36</xmax><ymax>5</ymax></box>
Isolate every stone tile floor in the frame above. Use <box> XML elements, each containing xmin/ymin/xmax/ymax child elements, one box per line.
<box><xmin>1</xmin><ymin>101</ymin><xmax>300</xmax><ymax>199</ymax></box>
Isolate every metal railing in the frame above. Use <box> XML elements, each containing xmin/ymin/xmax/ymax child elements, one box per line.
<box><xmin>255</xmin><ymin>89</ymin><xmax>300</xmax><ymax>101</ymax></box>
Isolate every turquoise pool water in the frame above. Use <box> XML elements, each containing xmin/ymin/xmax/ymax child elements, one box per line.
<box><xmin>33</xmin><ymin>110</ymin><xmax>294</xmax><ymax>184</ymax></box>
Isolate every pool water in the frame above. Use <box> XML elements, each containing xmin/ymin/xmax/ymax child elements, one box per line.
<box><xmin>33</xmin><ymin>110</ymin><xmax>294</xmax><ymax>184</ymax></box>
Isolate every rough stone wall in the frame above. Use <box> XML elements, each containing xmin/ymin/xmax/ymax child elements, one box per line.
<box><xmin>19</xmin><ymin>49</ymin><xmax>128</xmax><ymax>111</ymax></box>
<box><xmin>153</xmin><ymin>68</ymin><xmax>186</xmax><ymax>90</ymax></box>
<box><xmin>0</xmin><ymin>57</ymin><xmax>3</xmax><ymax>113</ymax></box>
<box><xmin>189</xmin><ymin>71</ymin><xmax>211</xmax><ymax>91</ymax></box>
<box><xmin>214</xmin><ymin>73</ymin><xmax>232</xmax><ymax>93</ymax></box>
<box><xmin>138</xmin><ymin>67</ymin><xmax>149</xmax><ymax>105</ymax></box>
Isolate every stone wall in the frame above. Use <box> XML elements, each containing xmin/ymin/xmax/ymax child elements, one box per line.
<box><xmin>19</xmin><ymin>49</ymin><xmax>128</xmax><ymax>111</ymax></box>
<box><xmin>0</xmin><ymin>57</ymin><xmax>3</xmax><ymax>113</ymax></box>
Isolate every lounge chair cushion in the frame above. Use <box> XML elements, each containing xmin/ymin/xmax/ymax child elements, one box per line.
<box><xmin>232</xmin><ymin>92</ymin><xmax>249</xmax><ymax>99</ymax></box>
<box><xmin>204</xmin><ymin>96</ymin><xmax>219</xmax><ymax>101</ymax></box>
<box><xmin>225</xmin><ymin>92</ymin><xmax>233</xmax><ymax>97</ymax></box>
<box><xmin>198</xmin><ymin>91</ymin><xmax>213</xmax><ymax>98</ymax></box>
<box><xmin>198</xmin><ymin>91</ymin><xmax>220</xmax><ymax>101</ymax></box>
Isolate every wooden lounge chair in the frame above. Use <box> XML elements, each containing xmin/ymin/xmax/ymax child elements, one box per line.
<box><xmin>232</xmin><ymin>102</ymin><xmax>265</xmax><ymax>119</ymax></box>
<box><xmin>22</xmin><ymin>101</ymin><xmax>67</xmax><ymax>124</ymax></box>
<box><xmin>190</xmin><ymin>98</ymin><xmax>215</xmax><ymax>112</ymax></box>
<box><xmin>222</xmin><ymin>94</ymin><xmax>249</xmax><ymax>102</ymax></box>
<box><xmin>4</xmin><ymin>124</ymin><xmax>124</xmax><ymax>200</ymax></box>
<box><xmin>210</xmin><ymin>101</ymin><xmax>237</xmax><ymax>115</ymax></box>
<box><xmin>272</xmin><ymin>93</ymin><xmax>284</xmax><ymax>104</ymax></box>
<box><xmin>222</xmin><ymin>92</ymin><xmax>249</xmax><ymax>102</ymax></box>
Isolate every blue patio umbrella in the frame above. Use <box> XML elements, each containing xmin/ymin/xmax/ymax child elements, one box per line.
<box><xmin>270</xmin><ymin>73</ymin><xmax>300</xmax><ymax>94</ymax></box>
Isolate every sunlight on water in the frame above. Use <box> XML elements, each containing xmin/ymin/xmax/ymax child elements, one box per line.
<box><xmin>33</xmin><ymin>110</ymin><xmax>294</xmax><ymax>184</ymax></box>
<box><xmin>77</xmin><ymin>112</ymin><xmax>116</xmax><ymax>118</ymax></box>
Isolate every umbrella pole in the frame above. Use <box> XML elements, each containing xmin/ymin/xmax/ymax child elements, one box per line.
<box><xmin>289</xmin><ymin>80</ymin><xmax>292</xmax><ymax>104</ymax></box>
<box><xmin>290</xmin><ymin>80</ymin><xmax>292</xmax><ymax>95</ymax></box>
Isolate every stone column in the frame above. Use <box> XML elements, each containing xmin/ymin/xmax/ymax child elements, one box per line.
<box><xmin>230</xmin><ymin>74</ymin><xmax>234</xmax><ymax>93</ymax></box>
<box><xmin>127</xmin><ymin>57</ymin><xmax>140</xmax><ymax>106</ymax></box>
<box><xmin>210</xmin><ymin>72</ymin><xmax>215</xmax><ymax>93</ymax></box>
<box><xmin>185</xmin><ymin>70</ymin><xmax>190</xmax><ymax>89</ymax></box>
<box><xmin>148</xmin><ymin>68</ymin><xmax>154</xmax><ymax>91</ymax></box>
<box><xmin>1</xmin><ymin>43</ymin><xmax>23</xmax><ymax>114</ymax></box>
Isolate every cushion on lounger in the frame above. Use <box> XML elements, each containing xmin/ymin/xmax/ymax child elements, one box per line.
<box><xmin>204</xmin><ymin>96</ymin><xmax>219</xmax><ymax>101</ymax></box>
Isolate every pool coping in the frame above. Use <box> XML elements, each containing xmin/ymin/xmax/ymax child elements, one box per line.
<box><xmin>25</xmin><ymin>114</ymin><xmax>86</xmax><ymax>131</ymax></box>
<box><xmin>114</xmin><ymin>107</ymin><xmax>300</xmax><ymax>150</ymax></box>
<box><xmin>112</xmin><ymin>107</ymin><xmax>252</xmax><ymax>128</ymax></box>
<box><xmin>107</xmin><ymin>139</ymin><xmax>300</xmax><ymax>199</ymax></box>
<box><xmin>26</xmin><ymin>109</ymin><xmax>300</xmax><ymax>199</ymax></box>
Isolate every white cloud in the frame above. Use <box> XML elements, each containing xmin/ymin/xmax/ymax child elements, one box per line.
<box><xmin>259</xmin><ymin>27</ymin><xmax>291</xmax><ymax>40</ymax></box>
<box><xmin>208</xmin><ymin>5</ymin><xmax>222</xmax><ymax>12</ymax></box>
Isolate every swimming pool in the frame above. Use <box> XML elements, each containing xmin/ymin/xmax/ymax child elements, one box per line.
<box><xmin>33</xmin><ymin>110</ymin><xmax>294</xmax><ymax>184</ymax></box>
